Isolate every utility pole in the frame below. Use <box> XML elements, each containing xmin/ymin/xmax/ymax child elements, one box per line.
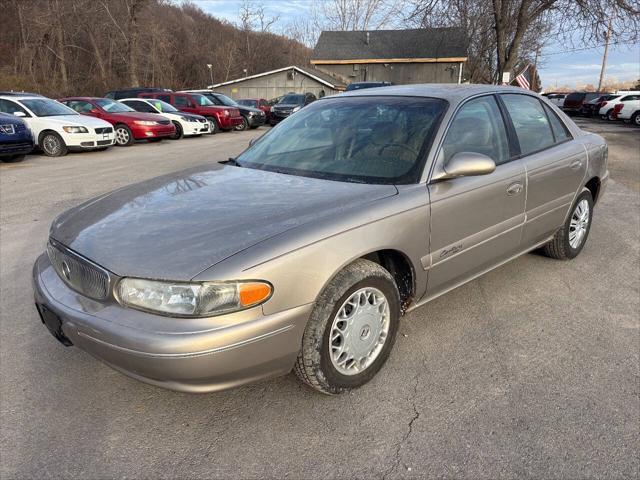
<box><xmin>597</xmin><ymin>19</ymin><xmax>612</xmax><ymax>92</ymax></box>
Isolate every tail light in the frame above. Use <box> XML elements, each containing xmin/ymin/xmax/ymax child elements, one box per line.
<box><xmin>612</xmin><ymin>104</ymin><xmax>624</xmax><ymax>118</ymax></box>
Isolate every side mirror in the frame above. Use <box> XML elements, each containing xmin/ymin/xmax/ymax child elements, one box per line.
<box><xmin>432</xmin><ymin>152</ymin><xmax>496</xmax><ymax>181</ymax></box>
<box><xmin>13</xmin><ymin>111</ymin><xmax>26</xmax><ymax>117</ymax></box>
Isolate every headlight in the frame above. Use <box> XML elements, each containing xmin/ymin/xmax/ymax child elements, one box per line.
<box><xmin>134</xmin><ymin>120</ymin><xmax>157</xmax><ymax>126</ymax></box>
<box><xmin>62</xmin><ymin>126</ymin><xmax>88</xmax><ymax>133</ymax></box>
<box><xmin>117</xmin><ymin>278</ymin><xmax>272</xmax><ymax>317</ymax></box>
<box><xmin>222</xmin><ymin>109</ymin><xmax>230</xmax><ymax>116</ymax></box>
<box><xmin>291</xmin><ymin>106</ymin><xmax>302</xmax><ymax>113</ymax></box>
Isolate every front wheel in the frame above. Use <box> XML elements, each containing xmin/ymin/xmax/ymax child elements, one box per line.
<box><xmin>171</xmin><ymin>121</ymin><xmax>183</xmax><ymax>139</ymax></box>
<box><xmin>294</xmin><ymin>259</ymin><xmax>400</xmax><ymax>394</ymax></box>
<box><xmin>235</xmin><ymin>116</ymin><xmax>249</xmax><ymax>131</ymax></box>
<box><xmin>114</xmin><ymin>124</ymin><xmax>134</xmax><ymax>146</ymax></box>
<box><xmin>632</xmin><ymin>112</ymin><xmax>640</xmax><ymax>126</ymax></box>
<box><xmin>39</xmin><ymin>132</ymin><xmax>68</xmax><ymax>157</ymax></box>
<box><xmin>206</xmin><ymin>117</ymin><xmax>219</xmax><ymax>134</ymax></box>
<box><xmin>606</xmin><ymin>109</ymin><xmax>616</xmax><ymax>121</ymax></box>
<box><xmin>542</xmin><ymin>190</ymin><xmax>593</xmax><ymax>260</ymax></box>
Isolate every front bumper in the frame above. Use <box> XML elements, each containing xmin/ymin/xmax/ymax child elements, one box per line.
<box><xmin>247</xmin><ymin>114</ymin><xmax>266</xmax><ymax>127</ymax></box>
<box><xmin>131</xmin><ymin>124</ymin><xmax>176</xmax><ymax>140</ymax></box>
<box><xmin>0</xmin><ymin>140</ymin><xmax>33</xmax><ymax>156</ymax></box>
<box><xmin>218</xmin><ymin>115</ymin><xmax>243</xmax><ymax>130</ymax></box>
<box><xmin>32</xmin><ymin>253</ymin><xmax>311</xmax><ymax>393</ymax></box>
<box><xmin>183</xmin><ymin>120</ymin><xmax>210</xmax><ymax>136</ymax></box>
<box><xmin>63</xmin><ymin>132</ymin><xmax>115</xmax><ymax>149</ymax></box>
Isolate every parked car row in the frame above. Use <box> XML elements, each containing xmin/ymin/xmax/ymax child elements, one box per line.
<box><xmin>543</xmin><ymin>90</ymin><xmax>640</xmax><ymax>125</ymax></box>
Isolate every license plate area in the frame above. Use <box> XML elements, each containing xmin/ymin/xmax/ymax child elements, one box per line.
<box><xmin>36</xmin><ymin>304</ymin><xmax>73</xmax><ymax>346</ymax></box>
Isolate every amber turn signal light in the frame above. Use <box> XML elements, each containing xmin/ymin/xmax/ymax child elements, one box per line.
<box><xmin>239</xmin><ymin>282</ymin><xmax>272</xmax><ymax>307</ymax></box>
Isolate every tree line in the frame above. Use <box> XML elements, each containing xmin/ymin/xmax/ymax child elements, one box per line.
<box><xmin>0</xmin><ymin>0</ymin><xmax>311</xmax><ymax>97</ymax></box>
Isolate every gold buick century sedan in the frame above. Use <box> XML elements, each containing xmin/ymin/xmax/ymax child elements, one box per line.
<box><xmin>33</xmin><ymin>85</ymin><xmax>608</xmax><ymax>394</ymax></box>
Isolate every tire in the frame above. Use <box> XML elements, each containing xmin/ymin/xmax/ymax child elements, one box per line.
<box><xmin>294</xmin><ymin>259</ymin><xmax>401</xmax><ymax>394</ymax></box>
<box><xmin>206</xmin><ymin>117</ymin><xmax>219</xmax><ymax>134</ymax></box>
<box><xmin>114</xmin><ymin>124</ymin><xmax>134</xmax><ymax>146</ymax></box>
<box><xmin>171</xmin><ymin>121</ymin><xmax>183</xmax><ymax>140</ymax></box>
<box><xmin>632</xmin><ymin>112</ymin><xmax>640</xmax><ymax>126</ymax></box>
<box><xmin>2</xmin><ymin>154</ymin><xmax>26</xmax><ymax>163</ymax></box>
<box><xmin>39</xmin><ymin>131</ymin><xmax>68</xmax><ymax>157</ymax></box>
<box><xmin>606</xmin><ymin>109</ymin><xmax>615</xmax><ymax>121</ymax></box>
<box><xmin>541</xmin><ymin>190</ymin><xmax>593</xmax><ymax>260</ymax></box>
<box><xmin>235</xmin><ymin>116</ymin><xmax>249</xmax><ymax>131</ymax></box>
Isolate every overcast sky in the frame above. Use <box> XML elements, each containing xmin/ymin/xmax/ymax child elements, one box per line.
<box><xmin>193</xmin><ymin>0</ymin><xmax>640</xmax><ymax>90</ymax></box>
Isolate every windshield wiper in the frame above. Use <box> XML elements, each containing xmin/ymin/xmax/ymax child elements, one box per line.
<box><xmin>219</xmin><ymin>157</ymin><xmax>243</xmax><ymax>167</ymax></box>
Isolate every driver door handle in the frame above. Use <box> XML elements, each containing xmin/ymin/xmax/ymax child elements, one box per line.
<box><xmin>506</xmin><ymin>182</ymin><xmax>523</xmax><ymax>196</ymax></box>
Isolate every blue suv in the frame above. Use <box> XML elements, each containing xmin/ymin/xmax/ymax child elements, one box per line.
<box><xmin>0</xmin><ymin>112</ymin><xmax>33</xmax><ymax>162</ymax></box>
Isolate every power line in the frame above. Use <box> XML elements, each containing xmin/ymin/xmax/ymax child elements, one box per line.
<box><xmin>541</xmin><ymin>40</ymin><xmax>638</xmax><ymax>56</ymax></box>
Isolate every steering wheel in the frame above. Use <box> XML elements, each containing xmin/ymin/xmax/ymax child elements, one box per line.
<box><xmin>378</xmin><ymin>143</ymin><xmax>419</xmax><ymax>157</ymax></box>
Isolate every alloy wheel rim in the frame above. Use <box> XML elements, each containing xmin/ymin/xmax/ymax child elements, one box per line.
<box><xmin>635</xmin><ymin>115</ymin><xmax>640</xmax><ymax>126</ymax></box>
<box><xmin>208</xmin><ymin>119</ymin><xmax>216</xmax><ymax>131</ymax></box>
<box><xmin>569</xmin><ymin>199</ymin><xmax>590</xmax><ymax>249</ymax></box>
<box><xmin>115</xmin><ymin>127</ymin><xmax>129</xmax><ymax>144</ymax></box>
<box><xmin>43</xmin><ymin>135</ymin><xmax>60</xmax><ymax>155</ymax></box>
<box><xmin>329</xmin><ymin>287</ymin><xmax>390</xmax><ymax>376</ymax></box>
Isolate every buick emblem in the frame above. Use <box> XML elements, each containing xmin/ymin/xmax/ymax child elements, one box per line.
<box><xmin>61</xmin><ymin>261</ymin><xmax>71</xmax><ymax>280</ymax></box>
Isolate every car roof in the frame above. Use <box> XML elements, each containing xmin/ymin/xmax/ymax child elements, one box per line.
<box><xmin>0</xmin><ymin>95</ymin><xmax>47</xmax><ymax>101</ymax></box>
<box><xmin>58</xmin><ymin>97</ymin><xmax>107</xmax><ymax>101</ymax></box>
<box><xmin>336</xmin><ymin>83</ymin><xmax>537</xmax><ymax>103</ymax></box>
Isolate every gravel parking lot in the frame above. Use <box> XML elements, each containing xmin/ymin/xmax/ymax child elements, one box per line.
<box><xmin>1</xmin><ymin>121</ymin><xmax>638</xmax><ymax>479</ymax></box>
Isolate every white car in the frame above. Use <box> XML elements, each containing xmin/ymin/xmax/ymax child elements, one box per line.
<box><xmin>616</xmin><ymin>99</ymin><xmax>640</xmax><ymax>125</ymax></box>
<box><xmin>598</xmin><ymin>93</ymin><xmax>640</xmax><ymax>120</ymax></box>
<box><xmin>544</xmin><ymin>93</ymin><xmax>567</xmax><ymax>108</ymax></box>
<box><xmin>119</xmin><ymin>98</ymin><xmax>210</xmax><ymax>138</ymax></box>
<box><xmin>0</xmin><ymin>95</ymin><xmax>115</xmax><ymax>156</ymax></box>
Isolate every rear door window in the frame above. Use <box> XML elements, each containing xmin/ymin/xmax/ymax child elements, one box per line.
<box><xmin>173</xmin><ymin>95</ymin><xmax>190</xmax><ymax>107</ymax></box>
<box><xmin>542</xmin><ymin>104</ymin><xmax>572</xmax><ymax>143</ymax></box>
<box><xmin>0</xmin><ymin>99</ymin><xmax>29</xmax><ymax>116</ymax></box>
<box><xmin>500</xmin><ymin>94</ymin><xmax>555</xmax><ymax>156</ymax></box>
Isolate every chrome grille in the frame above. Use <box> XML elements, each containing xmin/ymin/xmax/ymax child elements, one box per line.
<box><xmin>95</xmin><ymin>127</ymin><xmax>113</xmax><ymax>134</ymax></box>
<box><xmin>47</xmin><ymin>240</ymin><xmax>110</xmax><ymax>300</ymax></box>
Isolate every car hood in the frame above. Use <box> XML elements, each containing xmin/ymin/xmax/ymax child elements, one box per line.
<box><xmin>237</xmin><ymin>105</ymin><xmax>263</xmax><ymax>114</ymax></box>
<box><xmin>273</xmin><ymin>104</ymin><xmax>302</xmax><ymax>109</ymax></box>
<box><xmin>41</xmin><ymin>115</ymin><xmax>112</xmax><ymax>128</ymax></box>
<box><xmin>104</xmin><ymin>112</ymin><xmax>165</xmax><ymax>122</ymax></box>
<box><xmin>50</xmin><ymin>165</ymin><xmax>398</xmax><ymax>280</ymax></box>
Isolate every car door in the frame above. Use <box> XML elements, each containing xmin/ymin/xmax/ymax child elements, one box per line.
<box><xmin>499</xmin><ymin>94</ymin><xmax>586</xmax><ymax>246</ymax></box>
<box><xmin>173</xmin><ymin>95</ymin><xmax>196</xmax><ymax>114</ymax></box>
<box><xmin>426</xmin><ymin>94</ymin><xmax>526</xmax><ymax>298</ymax></box>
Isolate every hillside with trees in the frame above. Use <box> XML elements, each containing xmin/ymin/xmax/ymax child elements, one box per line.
<box><xmin>0</xmin><ymin>0</ymin><xmax>311</xmax><ymax>97</ymax></box>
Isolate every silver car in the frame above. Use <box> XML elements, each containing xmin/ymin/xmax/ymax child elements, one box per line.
<box><xmin>33</xmin><ymin>85</ymin><xmax>608</xmax><ymax>394</ymax></box>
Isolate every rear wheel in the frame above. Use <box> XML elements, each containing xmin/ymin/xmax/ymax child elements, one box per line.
<box><xmin>39</xmin><ymin>132</ymin><xmax>67</xmax><ymax>157</ymax></box>
<box><xmin>294</xmin><ymin>259</ymin><xmax>400</xmax><ymax>394</ymax></box>
<box><xmin>114</xmin><ymin>124</ymin><xmax>134</xmax><ymax>146</ymax></box>
<box><xmin>542</xmin><ymin>190</ymin><xmax>593</xmax><ymax>260</ymax></box>
<box><xmin>171</xmin><ymin>121</ymin><xmax>183</xmax><ymax>139</ymax></box>
<box><xmin>632</xmin><ymin>112</ymin><xmax>640</xmax><ymax>126</ymax></box>
<box><xmin>606</xmin><ymin>109</ymin><xmax>615</xmax><ymax>121</ymax></box>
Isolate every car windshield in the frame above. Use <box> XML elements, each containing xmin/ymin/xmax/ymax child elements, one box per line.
<box><xmin>95</xmin><ymin>99</ymin><xmax>134</xmax><ymax>113</ymax></box>
<box><xmin>237</xmin><ymin>99</ymin><xmax>257</xmax><ymax>107</ymax></box>
<box><xmin>20</xmin><ymin>99</ymin><xmax>77</xmax><ymax>117</ymax></box>
<box><xmin>213</xmin><ymin>93</ymin><xmax>237</xmax><ymax>106</ymax></box>
<box><xmin>191</xmin><ymin>94</ymin><xmax>214</xmax><ymax>106</ymax></box>
<box><xmin>149</xmin><ymin>99</ymin><xmax>178</xmax><ymax>113</ymax></box>
<box><xmin>279</xmin><ymin>94</ymin><xmax>305</xmax><ymax>105</ymax></box>
<box><xmin>235</xmin><ymin>96</ymin><xmax>446</xmax><ymax>184</ymax></box>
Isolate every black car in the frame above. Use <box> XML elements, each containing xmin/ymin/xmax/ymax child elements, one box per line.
<box><xmin>184</xmin><ymin>91</ymin><xmax>266</xmax><ymax>131</ymax></box>
<box><xmin>104</xmin><ymin>87</ymin><xmax>171</xmax><ymax>100</ymax></box>
<box><xmin>345</xmin><ymin>81</ymin><xmax>392</xmax><ymax>91</ymax></box>
<box><xmin>270</xmin><ymin>93</ymin><xmax>317</xmax><ymax>125</ymax></box>
<box><xmin>562</xmin><ymin>92</ymin><xmax>609</xmax><ymax>115</ymax></box>
<box><xmin>0</xmin><ymin>112</ymin><xmax>33</xmax><ymax>163</ymax></box>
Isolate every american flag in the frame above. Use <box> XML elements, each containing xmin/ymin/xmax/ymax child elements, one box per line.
<box><xmin>513</xmin><ymin>65</ymin><xmax>531</xmax><ymax>90</ymax></box>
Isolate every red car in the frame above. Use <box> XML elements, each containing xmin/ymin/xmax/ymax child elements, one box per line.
<box><xmin>59</xmin><ymin>97</ymin><xmax>176</xmax><ymax>146</ymax></box>
<box><xmin>139</xmin><ymin>92</ymin><xmax>242</xmax><ymax>132</ymax></box>
<box><xmin>237</xmin><ymin>98</ymin><xmax>272</xmax><ymax>122</ymax></box>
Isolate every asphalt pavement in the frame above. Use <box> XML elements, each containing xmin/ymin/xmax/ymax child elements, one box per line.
<box><xmin>1</xmin><ymin>120</ymin><xmax>638</xmax><ymax>479</ymax></box>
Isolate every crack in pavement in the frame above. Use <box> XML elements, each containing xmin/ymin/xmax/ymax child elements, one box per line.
<box><xmin>382</xmin><ymin>372</ymin><xmax>421</xmax><ymax>479</ymax></box>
